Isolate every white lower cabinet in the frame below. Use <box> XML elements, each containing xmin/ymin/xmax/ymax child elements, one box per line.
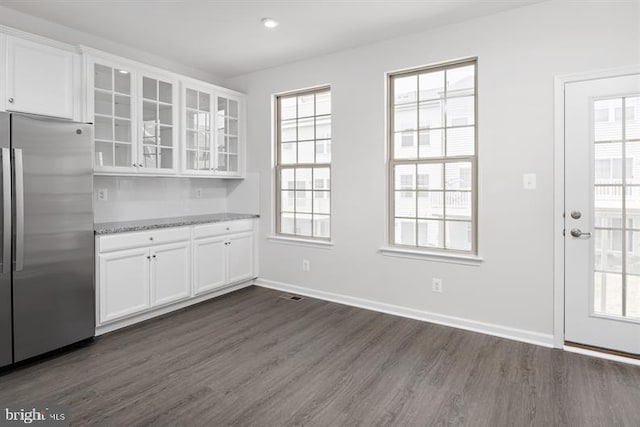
<box><xmin>99</xmin><ymin>247</ymin><xmax>151</xmax><ymax>323</ymax></box>
<box><xmin>96</xmin><ymin>219</ymin><xmax>256</xmax><ymax>332</ymax></box>
<box><xmin>228</xmin><ymin>233</ymin><xmax>254</xmax><ymax>284</ymax></box>
<box><xmin>151</xmin><ymin>241</ymin><xmax>191</xmax><ymax>306</ymax></box>
<box><xmin>193</xmin><ymin>236</ymin><xmax>227</xmax><ymax>295</ymax></box>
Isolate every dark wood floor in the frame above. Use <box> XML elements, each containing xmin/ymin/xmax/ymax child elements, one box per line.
<box><xmin>1</xmin><ymin>286</ymin><xmax>639</xmax><ymax>426</ymax></box>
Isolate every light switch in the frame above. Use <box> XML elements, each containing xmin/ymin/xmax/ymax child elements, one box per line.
<box><xmin>523</xmin><ymin>173</ymin><xmax>536</xmax><ymax>190</ymax></box>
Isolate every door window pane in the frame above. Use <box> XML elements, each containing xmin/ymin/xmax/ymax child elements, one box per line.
<box><xmin>592</xmin><ymin>96</ymin><xmax>640</xmax><ymax>318</ymax></box>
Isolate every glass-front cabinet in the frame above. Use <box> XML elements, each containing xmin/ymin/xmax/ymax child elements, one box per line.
<box><xmin>87</xmin><ymin>52</ymin><xmax>243</xmax><ymax>178</ymax></box>
<box><xmin>140</xmin><ymin>73</ymin><xmax>178</xmax><ymax>173</ymax></box>
<box><xmin>182</xmin><ymin>81</ymin><xmax>243</xmax><ymax>177</ymax></box>
<box><xmin>91</xmin><ymin>60</ymin><xmax>136</xmax><ymax>173</ymax></box>
<box><xmin>215</xmin><ymin>94</ymin><xmax>241</xmax><ymax>175</ymax></box>
<box><xmin>88</xmin><ymin>57</ymin><xmax>178</xmax><ymax>175</ymax></box>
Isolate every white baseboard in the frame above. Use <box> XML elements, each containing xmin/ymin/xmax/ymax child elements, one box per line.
<box><xmin>255</xmin><ymin>278</ymin><xmax>554</xmax><ymax>348</ymax></box>
<box><xmin>96</xmin><ymin>280</ymin><xmax>254</xmax><ymax>336</ymax></box>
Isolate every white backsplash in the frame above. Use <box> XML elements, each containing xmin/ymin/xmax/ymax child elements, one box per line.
<box><xmin>93</xmin><ymin>176</ymin><xmax>229</xmax><ymax>223</ymax></box>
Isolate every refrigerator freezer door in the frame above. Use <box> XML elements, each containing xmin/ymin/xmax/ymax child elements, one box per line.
<box><xmin>0</xmin><ymin>113</ymin><xmax>11</xmax><ymax>368</ymax></box>
<box><xmin>11</xmin><ymin>114</ymin><xmax>94</xmax><ymax>362</ymax></box>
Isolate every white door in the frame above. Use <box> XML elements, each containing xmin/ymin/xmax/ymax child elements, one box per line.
<box><xmin>227</xmin><ymin>232</ymin><xmax>254</xmax><ymax>284</ymax></box>
<box><xmin>6</xmin><ymin>36</ymin><xmax>75</xmax><ymax>119</ymax></box>
<box><xmin>565</xmin><ymin>73</ymin><xmax>640</xmax><ymax>355</ymax></box>
<box><xmin>193</xmin><ymin>236</ymin><xmax>227</xmax><ymax>294</ymax></box>
<box><xmin>151</xmin><ymin>241</ymin><xmax>191</xmax><ymax>306</ymax></box>
<box><xmin>99</xmin><ymin>247</ymin><xmax>150</xmax><ymax>323</ymax></box>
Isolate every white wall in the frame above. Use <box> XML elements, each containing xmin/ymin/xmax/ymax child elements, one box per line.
<box><xmin>225</xmin><ymin>0</ymin><xmax>640</xmax><ymax>340</ymax></box>
<box><xmin>93</xmin><ymin>176</ymin><xmax>228</xmax><ymax>223</ymax></box>
<box><xmin>0</xmin><ymin>5</ymin><xmax>223</xmax><ymax>85</ymax></box>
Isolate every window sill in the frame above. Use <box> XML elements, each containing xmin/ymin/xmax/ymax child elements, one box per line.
<box><xmin>267</xmin><ymin>235</ymin><xmax>334</xmax><ymax>249</ymax></box>
<box><xmin>378</xmin><ymin>246</ymin><xmax>484</xmax><ymax>266</ymax></box>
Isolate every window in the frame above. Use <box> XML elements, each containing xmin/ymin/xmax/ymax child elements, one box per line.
<box><xmin>275</xmin><ymin>87</ymin><xmax>331</xmax><ymax>240</ymax></box>
<box><xmin>388</xmin><ymin>59</ymin><xmax>477</xmax><ymax>253</ymax></box>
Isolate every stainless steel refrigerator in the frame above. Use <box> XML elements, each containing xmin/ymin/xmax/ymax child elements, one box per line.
<box><xmin>0</xmin><ymin>112</ymin><xmax>94</xmax><ymax>368</ymax></box>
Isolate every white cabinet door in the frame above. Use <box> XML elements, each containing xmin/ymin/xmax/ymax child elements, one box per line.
<box><xmin>214</xmin><ymin>93</ymin><xmax>243</xmax><ymax>177</ymax></box>
<box><xmin>138</xmin><ymin>72</ymin><xmax>178</xmax><ymax>174</ymax></box>
<box><xmin>182</xmin><ymin>83</ymin><xmax>215</xmax><ymax>175</ymax></box>
<box><xmin>151</xmin><ymin>241</ymin><xmax>191</xmax><ymax>306</ymax></box>
<box><xmin>6</xmin><ymin>36</ymin><xmax>75</xmax><ymax>119</ymax></box>
<box><xmin>89</xmin><ymin>58</ymin><xmax>137</xmax><ymax>173</ymax></box>
<box><xmin>227</xmin><ymin>232</ymin><xmax>254</xmax><ymax>284</ymax></box>
<box><xmin>193</xmin><ymin>236</ymin><xmax>227</xmax><ymax>294</ymax></box>
<box><xmin>99</xmin><ymin>247</ymin><xmax>150</xmax><ymax>323</ymax></box>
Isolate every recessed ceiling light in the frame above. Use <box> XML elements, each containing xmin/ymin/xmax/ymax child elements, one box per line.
<box><xmin>118</xmin><ymin>70</ymin><xmax>129</xmax><ymax>74</ymax></box>
<box><xmin>261</xmin><ymin>18</ymin><xmax>279</xmax><ymax>29</ymax></box>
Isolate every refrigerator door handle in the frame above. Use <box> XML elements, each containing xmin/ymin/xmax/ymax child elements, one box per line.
<box><xmin>1</xmin><ymin>148</ymin><xmax>10</xmax><ymax>274</ymax></box>
<box><xmin>13</xmin><ymin>148</ymin><xmax>24</xmax><ymax>272</ymax></box>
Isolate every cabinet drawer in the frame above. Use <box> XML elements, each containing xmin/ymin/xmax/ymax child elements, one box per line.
<box><xmin>194</xmin><ymin>219</ymin><xmax>253</xmax><ymax>239</ymax></box>
<box><xmin>99</xmin><ymin>227</ymin><xmax>191</xmax><ymax>252</ymax></box>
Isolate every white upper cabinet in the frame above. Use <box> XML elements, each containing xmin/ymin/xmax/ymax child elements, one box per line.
<box><xmin>5</xmin><ymin>35</ymin><xmax>77</xmax><ymax>120</ymax></box>
<box><xmin>139</xmin><ymin>72</ymin><xmax>178</xmax><ymax>174</ymax></box>
<box><xmin>85</xmin><ymin>50</ymin><xmax>244</xmax><ymax>178</ymax></box>
<box><xmin>182</xmin><ymin>82</ymin><xmax>214</xmax><ymax>175</ymax></box>
<box><xmin>215</xmin><ymin>93</ymin><xmax>243</xmax><ymax>176</ymax></box>
<box><xmin>89</xmin><ymin>58</ymin><xmax>137</xmax><ymax>173</ymax></box>
<box><xmin>181</xmin><ymin>81</ymin><xmax>245</xmax><ymax>178</ymax></box>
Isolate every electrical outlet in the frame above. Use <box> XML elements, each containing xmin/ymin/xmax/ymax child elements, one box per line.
<box><xmin>523</xmin><ymin>173</ymin><xmax>537</xmax><ymax>190</ymax></box>
<box><xmin>195</xmin><ymin>188</ymin><xmax>203</xmax><ymax>198</ymax></box>
<box><xmin>302</xmin><ymin>259</ymin><xmax>310</xmax><ymax>272</ymax></box>
<box><xmin>432</xmin><ymin>278</ymin><xmax>443</xmax><ymax>293</ymax></box>
<box><xmin>97</xmin><ymin>188</ymin><xmax>108</xmax><ymax>201</ymax></box>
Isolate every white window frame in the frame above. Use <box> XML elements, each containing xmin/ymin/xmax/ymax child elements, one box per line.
<box><xmin>274</xmin><ymin>86</ymin><xmax>332</xmax><ymax>242</ymax></box>
<box><xmin>387</xmin><ymin>58</ymin><xmax>479</xmax><ymax>255</ymax></box>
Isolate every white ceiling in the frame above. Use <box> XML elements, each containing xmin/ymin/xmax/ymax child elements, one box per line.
<box><xmin>0</xmin><ymin>0</ymin><xmax>543</xmax><ymax>78</ymax></box>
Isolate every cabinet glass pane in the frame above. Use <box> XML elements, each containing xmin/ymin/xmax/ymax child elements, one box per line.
<box><xmin>114</xmin><ymin>95</ymin><xmax>131</xmax><ymax>118</ymax></box>
<box><xmin>186</xmin><ymin>109</ymin><xmax>197</xmax><ymax>130</ymax></box>
<box><xmin>199</xmin><ymin>151</ymin><xmax>210</xmax><ymax>170</ymax></box>
<box><xmin>114</xmin><ymin>119</ymin><xmax>131</xmax><ymax>142</ymax></box>
<box><xmin>95</xmin><ymin>141</ymin><xmax>113</xmax><ymax>167</ymax></box>
<box><xmin>228</xmin><ymin>99</ymin><xmax>238</xmax><ymax>117</ymax></box>
<box><xmin>228</xmin><ymin>118</ymin><xmax>238</xmax><ymax>136</ymax></box>
<box><xmin>94</xmin><ymin>91</ymin><xmax>112</xmax><ymax>115</ymax></box>
<box><xmin>114</xmin><ymin>143</ymin><xmax>132</xmax><ymax>167</ymax></box>
<box><xmin>159</xmin><ymin>126</ymin><xmax>172</xmax><ymax>147</ymax></box>
<box><xmin>114</xmin><ymin>69</ymin><xmax>131</xmax><ymax>94</ymax></box>
<box><xmin>159</xmin><ymin>104</ymin><xmax>172</xmax><ymax>125</ymax></box>
<box><xmin>198</xmin><ymin>132</ymin><xmax>209</xmax><ymax>150</ymax></box>
<box><xmin>217</xmin><ymin>153</ymin><xmax>227</xmax><ymax>171</ymax></box>
<box><xmin>159</xmin><ymin>148</ymin><xmax>173</xmax><ymax>169</ymax></box>
<box><xmin>143</xmin><ymin>146</ymin><xmax>158</xmax><ymax>168</ymax></box>
<box><xmin>228</xmin><ymin>154</ymin><xmax>238</xmax><ymax>172</ymax></box>
<box><xmin>94</xmin><ymin>64</ymin><xmax>112</xmax><ymax>91</ymax></box>
<box><xmin>95</xmin><ymin>116</ymin><xmax>113</xmax><ymax>141</ymax></box>
<box><xmin>143</xmin><ymin>77</ymin><xmax>157</xmax><ymax>100</ymax></box>
<box><xmin>159</xmin><ymin>81</ymin><xmax>172</xmax><ymax>103</ymax></box>
<box><xmin>186</xmin><ymin>89</ymin><xmax>198</xmax><ymax>109</ymax></box>
<box><xmin>187</xmin><ymin>131</ymin><xmax>197</xmax><ymax>149</ymax></box>
<box><xmin>143</xmin><ymin>101</ymin><xmax>157</xmax><ymax>121</ymax></box>
<box><xmin>217</xmin><ymin>97</ymin><xmax>227</xmax><ymax>115</ymax></box>
<box><xmin>186</xmin><ymin>150</ymin><xmax>197</xmax><ymax>170</ymax></box>
<box><xmin>228</xmin><ymin>136</ymin><xmax>238</xmax><ymax>154</ymax></box>
<box><xmin>200</xmin><ymin>92</ymin><xmax>211</xmax><ymax>112</ymax></box>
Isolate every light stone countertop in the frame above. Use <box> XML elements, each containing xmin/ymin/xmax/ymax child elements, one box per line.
<box><xmin>94</xmin><ymin>213</ymin><xmax>259</xmax><ymax>235</ymax></box>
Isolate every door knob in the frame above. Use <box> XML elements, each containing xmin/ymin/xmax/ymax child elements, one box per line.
<box><xmin>570</xmin><ymin>228</ymin><xmax>592</xmax><ymax>238</ymax></box>
<box><xmin>570</xmin><ymin>210</ymin><xmax>582</xmax><ymax>219</ymax></box>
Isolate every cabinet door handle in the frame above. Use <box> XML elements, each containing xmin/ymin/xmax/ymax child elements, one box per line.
<box><xmin>152</xmin><ymin>254</ymin><xmax>157</xmax><ymax>258</ymax></box>
<box><xmin>132</xmin><ymin>163</ymin><xmax>137</xmax><ymax>167</ymax></box>
<box><xmin>147</xmin><ymin>255</ymin><xmax>151</xmax><ymax>260</ymax></box>
<box><xmin>8</xmin><ymin>98</ymin><xmax>14</xmax><ymax>104</ymax></box>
